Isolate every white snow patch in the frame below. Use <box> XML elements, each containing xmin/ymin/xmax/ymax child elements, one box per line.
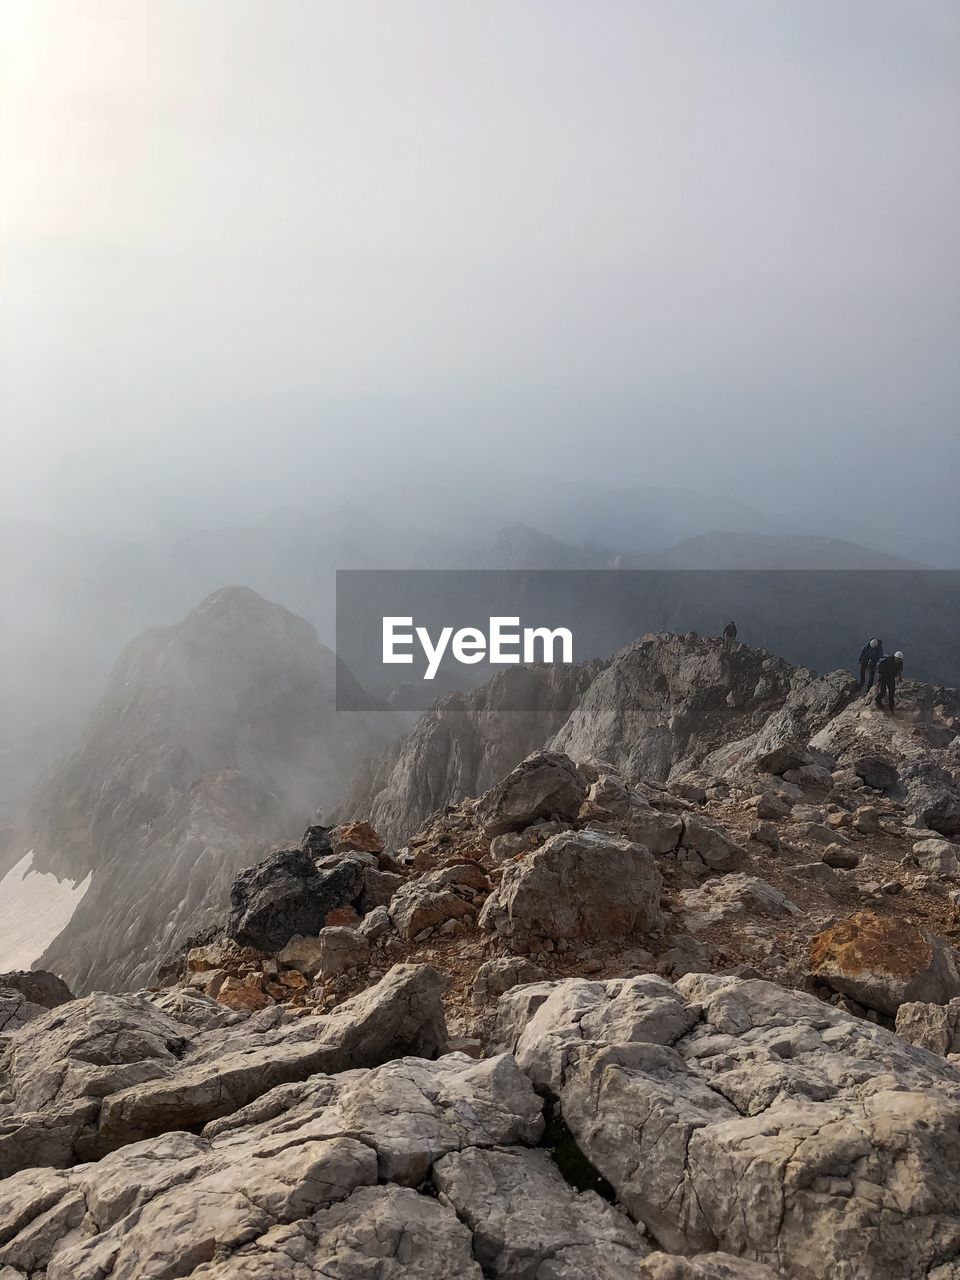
<box><xmin>0</xmin><ymin>852</ymin><xmax>92</xmax><ymax>972</ymax></box>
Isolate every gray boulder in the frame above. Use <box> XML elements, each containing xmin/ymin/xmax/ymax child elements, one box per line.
<box><xmin>680</xmin><ymin>814</ymin><xmax>746</xmax><ymax>872</ymax></box>
<box><xmin>476</xmin><ymin>751</ymin><xmax>587</xmax><ymax>837</ymax></box>
<box><xmin>0</xmin><ymin>993</ymin><xmax>49</xmax><ymax>1034</ymax></box>
<box><xmin>682</xmin><ymin>875</ymin><xmax>799</xmax><ymax>929</ymax></box>
<box><xmin>912</xmin><ymin>837</ymin><xmax>960</xmax><ymax>878</ymax></box>
<box><xmin>491</xmin><ymin>971</ymin><xmax>960</xmax><ymax>1278</ymax></box>
<box><xmin>903</xmin><ymin>760</ymin><xmax>960</xmax><ymax>838</ymax></box>
<box><xmin>479</xmin><ymin>829</ymin><xmax>663</xmax><ymax>953</ymax></box>
<box><xmin>389</xmin><ymin>864</ymin><xmax>487</xmax><ymax>940</ymax></box>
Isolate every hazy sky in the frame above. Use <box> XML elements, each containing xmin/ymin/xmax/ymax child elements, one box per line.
<box><xmin>2</xmin><ymin>1</ymin><xmax>959</xmax><ymax>548</ymax></box>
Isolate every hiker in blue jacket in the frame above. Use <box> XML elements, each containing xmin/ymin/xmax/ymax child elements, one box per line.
<box><xmin>858</xmin><ymin>638</ymin><xmax>883</xmax><ymax>691</ymax></box>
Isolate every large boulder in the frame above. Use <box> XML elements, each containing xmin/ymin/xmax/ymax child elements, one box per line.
<box><xmin>621</xmin><ymin>802</ymin><xmax>685</xmax><ymax>854</ymax></box>
<box><xmin>479</xmin><ymin>829</ymin><xmax>663</xmax><ymax>953</ymax></box>
<box><xmin>809</xmin><ymin>911</ymin><xmax>960</xmax><ymax>1015</ymax></box>
<box><xmin>278</xmin><ymin>927</ymin><xmax>370</xmax><ymax>979</ymax></box>
<box><xmin>226</xmin><ymin>847</ymin><xmax>365</xmax><ymax>951</ymax></box>
<box><xmin>491</xmin><ymin>971</ymin><xmax>960</xmax><ymax>1279</ymax></box>
<box><xmin>476</xmin><ymin>751</ymin><xmax>587</xmax><ymax>837</ymax></box>
<box><xmin>755</xmin><ymin>740</ymin><xmax>812</xmax><ymax>775</ymax></box>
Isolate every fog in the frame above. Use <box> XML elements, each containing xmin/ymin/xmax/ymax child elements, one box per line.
<box><xmin>2</xmin><ymin>1</ymin><xmax>960</xmax><ymax>820</ymax></box>
<box><xmin>2</xmin><ymin>0</ymin><xmax>958</xmax><ymax>553</ymax></box>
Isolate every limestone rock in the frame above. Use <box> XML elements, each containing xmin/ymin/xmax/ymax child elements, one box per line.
<box><xmin>809</xmin><ymin>911</ymin><xmax>960</xmax><ymax>1015</ymax></box>
<box><xmin>434</xmin><ymin>1145</ymin><xmax>651</xmax><ymax>1277</ymax></box>
<box><xmin>479</xmin><ymin>829</ymin><xmax>663</xmax><ymax>953</ymax></box>
<box><xmin>389</xmin><ymin>865</ymin><xmax>484</xmax><ymax>940</ymax></box>
<box><xmin>0</xmin><ymin>1048</ymin><xmax>545</xmax><ymax>1279</ymax></box>
<box><xmin>359</xmin><ymin>865</ymin><xmax>402</xmax><ymax>911</ymax></box>
<box><xmin>755</xmin><ymin>740</ymin><xmax>811</xmax><ymax>775</ymax></box>
<box><xmin>913</xmin><ymin>837</ymin><xmax>960</xmax><ymax>878</ymax></box>
<box><xmin>492</xmin><ymin>971</ymin><xmax>960</xmax><ymax>1278</ymax></box>
<box><xmin>902</xmin><ymin>760</ymin><xmax>960</xmax><ymax>838</ymax></box>
<box><xmin>896</xmin><ymin>997</ymin><xmax>960</xmax><ymax>1056</ymax></box>
<box><xmin>680</xmin><ymin>814</ymin><xmax>746</xmax><ymax>872</ymax></box>
<box><xmin>0</xmin><ymin>964</ymin><xmax>447</xmax><ymax>1176</ymax></box>
<box><xmin>853</xmin><ymin>805</ymin><xmax>880</xmax><ymax>834</ymax></box>
<box><xmin>682</xmin><ymin>875</ymin><xmax>798</xmax><ymax>929</ymax></box>
<box><xmin>472</xmin><ymin>957</ymin><xmax>547</xmax><ymax>1001</ymax></box>
<box><xmin>278</xmin><ymin>927</ymin><xmax>370</xmax><ymax>979</ymax></box>
<box><xmin>637</xmin><ymin>1257</ymin><xmax>784</xmax><ymax>1279</ymax></box>
<box><xmin>580</xmin><ymin>773</ymin><xmax>631</xmax><ymax>821</ymax></box>
<box><xmin>621</xmin><ymin>802</ymin><xmax>685</xmax><ymax>854</ymax></box>
<box><xmin>476</xmin><ymin>751</ymin><xmax>587</xmax><ymax>837</ymax></box>
<box><xmin>0</xmin><ymin>993</ymin><xmax>48</xmax><ymax>1034</ymax></box>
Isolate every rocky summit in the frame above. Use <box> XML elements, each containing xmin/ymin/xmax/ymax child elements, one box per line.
<box><xmin>2</xmin><ymin>631</ymin><xmax>960</xmax><ymax>1278</ymax></box>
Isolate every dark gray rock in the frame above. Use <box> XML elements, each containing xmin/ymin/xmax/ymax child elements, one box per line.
<box><xmin>226</xmin><ymin>848</ymin><xmax>364</xmax><ymax>952</ymax></box>
<box><xmin>852</xmin><ymin>753</ymin><xmax>900</xmax><ymax>791</ymax></box>
<box><xmin>0</xmin><ymin>970</ymin><xmax>73</xmax><ymax>1009</ymax></box>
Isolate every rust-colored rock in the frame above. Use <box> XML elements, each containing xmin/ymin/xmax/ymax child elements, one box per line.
<box><xmin>217</xmin><ymin>983</ymin><xmax>274</xmax><ymax>1012</ymax></box>
<box><xmin>326</xmin><ymin>905</ymin><xmax>362</xmax><ymax>928</ymax></box>
<box><xmin>809</xmin><ymin>911</ymin><xmax>960</xmax><ymax>1015</ymax></box>
<box><xmin>330</xmin><ymin>821</ymin><xmax>384</xmax><ymax>854</ymax></box>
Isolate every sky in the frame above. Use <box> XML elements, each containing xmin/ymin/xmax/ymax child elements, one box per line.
<box><xmin>2</xmin><ymin>0</ymin><xmax>959</xmax><ymax>551</ymax></box>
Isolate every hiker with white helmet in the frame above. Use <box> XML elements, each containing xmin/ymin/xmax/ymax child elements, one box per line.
<box><xmin>857</xmin><ymin>637</ymin><xmax>883</xmax><ymax>691</ymax></box>
<box><xmin>875</xmin><ymin>650</ymin><xmax>904</xmax><ymax>713</ymax></box>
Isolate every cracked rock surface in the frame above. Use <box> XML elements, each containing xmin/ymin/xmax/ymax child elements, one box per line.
<box><xmin>5</xmin><ymin>958</ymin><xmax>960</xmax><ymax>1276</ymax></box>
<box><xmin>492</xmin><ymin>972</ymin><xmax>960</xmax><ymax>1279</ymax></box>
<box><xmin>0</xmin><ymin>963</ymin><xmax>447</xmax><ymax>1177</ymax></box>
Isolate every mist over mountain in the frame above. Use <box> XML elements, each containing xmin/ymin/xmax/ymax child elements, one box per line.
<box><xmin>1</xmin><ymin>587</ymin><xmax>396</xmax><ymax>991</ymax></box>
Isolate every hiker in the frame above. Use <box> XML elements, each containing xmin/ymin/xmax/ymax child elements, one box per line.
<box><xmin>858</xmin><ymin>638</ymin><xmax>883</xmax><ymax>691</ymax></box>
<box><xmin>722</xmin><ymin>621</ymin><xmax>738</xmax><ymax>648</ymax></box>
<box><xmin>875</xmin><ymin>650</ymin><xmax>904</xmax><ymax>713</ymax></box>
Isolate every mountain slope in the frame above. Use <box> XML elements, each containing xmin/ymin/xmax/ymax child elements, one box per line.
<box><xmin>338</xmin><ymin>663</ymin><xmax>602</xmax><ymax>846</ymax></box>
<box><xmin>4</xmin><ymin>587</ymin><xmax>397</xmax><ymax>992</ymax></box>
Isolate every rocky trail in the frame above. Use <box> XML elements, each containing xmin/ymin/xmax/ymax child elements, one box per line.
<box><xmin>3</xmin><ymin>633</ymin><xmax>960</xmax><ymax>1278</ymax></box>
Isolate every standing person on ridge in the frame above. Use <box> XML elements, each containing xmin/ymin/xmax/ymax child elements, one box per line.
<box><xmin>722</xmin><ymin>621</ymin><xmax>738</xmax><ymax>649</ymax></box>
<box><xmin>875</xmin><ymin>650</ymin><xmax>903</xmax><ymax>714</ymax></box>
<box><xmin>858</xmin><ymin>638</ymin><xmax>883</xmax><ymax>691</ymax></box>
